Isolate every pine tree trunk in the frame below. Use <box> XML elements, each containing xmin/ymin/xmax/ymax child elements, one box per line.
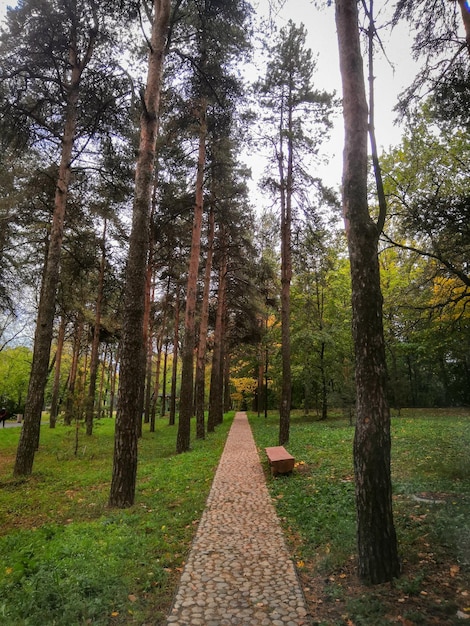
<box><xmin>177</xmin><ymin>99</ymin><xmax>207</xmax><ymax>453</ymax></box>
<box><xmin>64</xmin><ymin>315</ymin><xmax>84</xmax><ymax>426</ymax></box>
<box><xmin>279</xmin><ymin>98</ymin><xmax>293</xmax><ymax>446</ymax></box>
<box><xmin>169</xmin><ymin>285</ymin><xmax>181</xmax><ymax>427</ymax></box>
<box><xmin>207</xmin><ymin>243</ymin><xmax>227</xmax><ymax>431</ymax></box>
<box><xmin>161</xmin><ymin>339</ymin><xmax>169</xmax><ymax>416</ymax></box>
<box><xmin>195</xmin><ymin>205</ymin><xmax>215</xmax><ymax>439</ymax></box>
<box><xmin>109</xmin><ymin>347</ymin><xmax>118</xmax><ymax>419</ymax></box>
<box><xmin>151</xmin><ymin>332</ymin><xmax>163</xmax><ymax>431</ymax></box>
<box><xmin>109</xmin><ymin>0</ymin><xmax>171</xmax><ymax>507</ymax></box>
<box><xmin>85</xmin><ymin>219</ymin><xmax>106</xmax><ymax>436</ymax></box>
<box><xmin>97</xmin><ymin>345</ymin><xmax>108</xmax><ymax>419</ymax></box>
<box><xmin>143</xmin><ymin>247</ymin><xmax>154</xmax><ymax>425</ymax></box>
<box><xmin>13</xmin><ymin>54</ymin><xmax>85</xmax><ymax>475</ymax></box>
<box><xmin>49</xmin><ymin>315</ymin><xmax>66</xmax><ymax>428</ymax></box>
<box><xmin>223</xmin><ymin>352</ymin><xmax>231</xmax><ymax>413</ymax></box>
<box><xmin>335</xmin><ymin>0</ymin><xmax>400</xmax><ymax>584</ymax></box>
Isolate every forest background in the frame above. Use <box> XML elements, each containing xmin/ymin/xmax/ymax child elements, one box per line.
<box><xmin>1</xmin><ymin>0</ymin><xmax>468</xmax><ymax>424</ymax></box>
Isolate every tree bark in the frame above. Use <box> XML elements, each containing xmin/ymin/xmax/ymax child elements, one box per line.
<box><xmin>64</xmin><ymin>314</ymin><xmax>84</xmax><ymax>426</ymax></box>
<box><xmin>109</xmin><ymin>0</ymin><xmax>171</xmax><ymax>507</ymax></box>
<box><xmin>207</xmin><ymin>240</ymin><xmax>227</xmax><ymax>432</ymax></box>
<box><xmin>161</xmin><ymin>338</ymin><xmax>169</xmax><ymax>416</ymax></box>
<box><xmin>177</xmin><ymin>99</ymin><xmax>207</xmax><ymax>453</ymax></box>
<box><xmin>49</xmin><ymin>315</ymin><xmax>66</xmax><ymax>428</ymax></box>
<box><xmin>169</xmin><ymin>285</ymin><xmax>181</xmax><ymax>427</ymax></box>
<box><xmin>335</xmin><ymin>0</ymin><xmax>400</xmax><ymax>584</ymax></box>
<box><xmin>13</xmin><ymin>35</ymin><xmax>90</xmax><ymax>475</ymax></box>
<box><xmin>85</xmin><ymin>218</ymin><xmax>107</xmax><ymax>436</ymax></box>
<box><xmin>150</xmin><ymin>329</ymin><xmax>163</xmax><ymax>431</ymax></box>
<box><xmin>279</xmin><ymin>91</ymin><xmax>293</xmax><ymax>446</ymax></box>
<box><xmin>195</xmin><ymin>204</ymin><xmax>215</xmax><ymax>439</ymax></box>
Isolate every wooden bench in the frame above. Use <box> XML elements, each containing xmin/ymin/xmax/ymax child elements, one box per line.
<box><xmin>265</xmin><ymin>446</ymin><xmax>295</xmax><ymax>476</ymax></box>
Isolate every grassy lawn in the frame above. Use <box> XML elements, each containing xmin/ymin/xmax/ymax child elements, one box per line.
<box><xmin>249</xmin><ymin>408</ymin><xmax>470</xmax><ymax>626</ymax></box>
<box><xmin>1</xmin><ymin>409</ymin><xmax>469</xmax><ymax>625</ymax></box>
<box><xmin>0</xmin><ymin>414</ymin><xmax>234</xmax><ymax>626</ymax></box>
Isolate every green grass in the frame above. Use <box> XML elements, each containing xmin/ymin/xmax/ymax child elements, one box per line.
<box><xmin>2</xmin><ymin>409</ymin><xmax>469</xmax><ymax>625</ymax></box>
<box><xmin>0</xmin><ymin>414</ymin><xmax>233</xmax><ymax>626</ymax></box>
<box><xmin>249</xmin><ymin>408</ymin><xmax>470</xmax><ymax>625</ymax></box>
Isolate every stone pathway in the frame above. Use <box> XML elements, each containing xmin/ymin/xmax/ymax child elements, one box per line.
<box><xmin>166</xmin><ymin>412</ymin><xmax>310</xmax><ymax>626</ymax></box>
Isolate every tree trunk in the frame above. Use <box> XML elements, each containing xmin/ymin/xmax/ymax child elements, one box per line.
<box><xmin>143</xmin><ymin>246</ymin><xmax>154</xmax><ymax>425</ymax></box>
<box><xmin>13</xmin><ymin>45</ymin><xmax>88</xmax><ymax>475</ymax></box>
<box><xmin>49</xmin><ymin>315</ymin><xmax>66</xmax><ymax>428</ymax></box>
<box><xmin>150</xmin><ymin>330</ymin><xmax>163</xmax><ymax>431</ymax></box>
<box><xmin>109</xmin><ymin>347</ymin><xmax>118</xmax><ymax>419</ymax></box>
<box><xmin>85</xmin><ymin>218</ymin><xmax>107</xmax><ymax>436</ymax></box>
<box><xmin>335</xmin><ymin>0</ymin><xmax>400</xmax><ymax>584</ymax></box>
<box><xmin>109</xmin><ymin>0</ymin><xmax>171</xmax><ymax>508</ymax></box>
<box><xmin>207</xmin><ymin>241</ymin><xmax>227</xmax><ymax>431</ymax></box>
<box><xmin>64</xmin><ymin>315</ymin><xmax>84</xmax><ymax>426</ymax></box>
<box><xmin>177</xmin><ymin>99</ymin><xmax>207</xmax><ymax>453</ymax></box>
<box><xmin>144</xmin><ymin>180</ymin><xmax>158</xmax><ymax>425</ymax></box>
<box><xmin>278</xmin><ymin>93</ymin><xmax>293</xmax><ymax>446</ymax></box>
<box><xmin>223</xmin><ymin>351</ymin><xmax>231</xmax><ymax>413</ymax></box>
<box><xmin>195</xmin><ymin>205</ymin><xmax>215</xmax><ymax>439</ymax></box>
<box><xmin>161</xmin><ymin>338</ymin><xmax>169</xmax><ymax>416</ymax></box>
<box><xmin>169</xmin><ymin>285</ymin><xmax>181</xmax><ymax>427</ymax></box>
<box><xmin>97</xmin><ymin>345</ymin><xmax>108</xmax><ymax>419</ymax></box>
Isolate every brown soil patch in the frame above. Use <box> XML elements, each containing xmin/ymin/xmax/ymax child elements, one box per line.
<box><xmin>298</xmin><ymin>555</ymin><xmax>470</xmax><ymax>625</ymax></box>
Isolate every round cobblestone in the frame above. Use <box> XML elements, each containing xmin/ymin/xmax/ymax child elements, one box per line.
<box><xmin>165</xmin><ymin>412</ymin><xmax>311</xmax><ymax>625</ymax></box>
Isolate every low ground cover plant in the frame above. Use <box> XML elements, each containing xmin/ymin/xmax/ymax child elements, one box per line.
<box><xmin>250</xmin><ymin>408</ymin><xmax>470</xmax><ymax>626</ymax></box>
<box><xmin>0</xmin><ymin>415</ymin><xmax>233</xmax><ymax>625</ymax></box>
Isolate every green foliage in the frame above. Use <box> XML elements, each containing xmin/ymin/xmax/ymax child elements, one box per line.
<box><xmin>0</xmin><ymin>345</ymin><xmax>32</xmax><ymax>413</ymax></box>
<box><xmin>0</xmin><ymin>414</ymin><xmax>234</xmax><ymax>625</ymax></box>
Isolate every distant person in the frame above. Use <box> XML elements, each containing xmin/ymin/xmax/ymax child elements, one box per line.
<box><xmin>0</xmin><ymin>408</ymin><xmax>8</xmax><ymax>427</ymax></box>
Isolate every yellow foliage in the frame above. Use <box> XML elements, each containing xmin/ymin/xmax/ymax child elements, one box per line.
<box><xmin>231</xmin><ymin>377</ymin><xmax>258</xmax><ymax>395</ymax></box>
<box><xmin>431</xmin><ymin>277</ymin><xmax>470</xmax><ymax>321</ymax></box>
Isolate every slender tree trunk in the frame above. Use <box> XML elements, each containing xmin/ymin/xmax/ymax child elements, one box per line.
<box><xmin>150</xmin><ymin>330</ymin><xmax>163</xmax><ymax>431</ymax></box>
<box><xmin>335</xmin><ymin>0</ymin><xmax>400</xmax><ymax>584</ymax></box>
<box><xmin>161</xmin><ymin>338</ymin><xmax>169</xmax><ymax>416</ymax></box>
<box><xmin>195</xmin><ymin>205</ymin><xmax>215</xmax><ymax>439</ymax></box>
<box><xmin>143</xmin><ymin>248</ymin><xmax>154</xmax><ymax>425</ymax></box>
<box><xmin>223</xmin><ymin>351</ymin><xmax>231</xmax><ymax>413</ymax></box>
<box><xmin>85</xmin><ymin>219</ymin><xmax>107</xmax><ymax>436</ymax></box>
<box><xmin>278</xmin><ymin>96</ymin><xmax>293</xmax><ymax>446</ymax></box>
<box><xmin>97</xmin><ymin>345</ymin><xmax>108</xmax><ymax>418</ymax></box>
<box><xmin>216</xmin><ymin>295</ymin><xmax>228</xmax><ymax>425</ymax></box>
<box><xmin>64</xmin><ymin>315</ymin><xmax>84</xmax><ymax>426</ymax></box>
<box><xmin>144</xmin><ymin>179</ymin><xmax>158</xmax><ymax>425</ymax></box>
<box><xmin>316</xmin><ymin>342</ymin><xmax>328</xmax><ymax>421</ymax></box>
<box><xmin>13</xmin><ymin>40</ymin><xmax>92</xmax><ymax>475</ymax></box>
<box><xmin>207</xmin><ymin>241</ymin><xmax>227</xmax><ymax>431</ymax></box>
<box><xmin>109</xmin><ymin>0</ymin><xmax>171</xmax><ymax>508</ymax></box>
<box><xmin>109</xmin><ymin>347</ymin><xmax>118</xmax><ymax>419</ymax></box>
<box><xmin>49</xmin><ymin>315</ymin><xmax>66</xmax><ymax>428</ymax></box>
<box><xmin>177</xmin><ymin>99</ymin><xmax>207</xmax><ymax>453</ymax></box>
<box><xmin>169</xmin><ymin>285</ymin><xmax>181</xmax><ymax>426</ymax></box>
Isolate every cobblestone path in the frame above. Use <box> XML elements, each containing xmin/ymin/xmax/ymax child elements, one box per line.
<box><xmin>166</xmin><ymin>412</ymin><xmax>310</xmax><ymax>626</ymax></box>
